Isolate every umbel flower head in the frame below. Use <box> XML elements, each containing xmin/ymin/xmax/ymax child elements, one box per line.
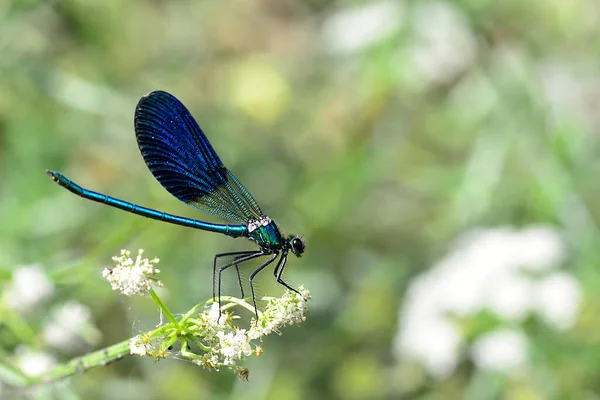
<box><xmin>190</xmin><ymin>286</ymin><xmax>310</xmax><ymax>371</ymax></box>
<box><xmin>127</xmin><ymin>286</ymin><xmax>311</xmax><ymax>379</ymax></box>
<box><xmin>105</xmin><ymin>249</ymin><xmax>310</xmax><ymax>379</ymax></box>
<box><xmin>102</xmin><ymin>249</ymin><xmax>162</xmax><ymax>296</ymax></box>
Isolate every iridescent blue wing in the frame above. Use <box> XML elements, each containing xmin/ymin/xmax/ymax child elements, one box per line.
<box><xmin>134</xmin><ymin>90</ymin><xmax>263</xmax><ymax>223</ymax></box>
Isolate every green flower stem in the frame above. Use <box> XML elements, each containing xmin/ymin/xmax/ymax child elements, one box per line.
<box><xmin>179</xmin><ymin>337</ymin><xmax>202</xmax><ymax>361</ymax></box>
<box><xmin>179</xmin><ymin>302</ymin><xmax>205</xmax><ymax>325</ymax></box>
<box><xmin>207</xmin><ymin>296</ymin><xmax>262</xmax><ymax>317</ymax></box>
<box><xmin>148</xmin><ymin>288</ymin><xmax>178</xmax><ymax>327</ymax></box>
<box><xmin>32</xmin><ymin>290</ymin><xmax>191</xmax><ymax>385</ymax></box>
<box><xmin>35</xmin><ymin>339</ymin><xmax>131</xmax><ymax>384</ymax></box>
<box><xmin>187</xmin><ymin>335</ymin><xmax>211</xmax><ymax>352</ymax></box>
<box><xmin>179</xmin><ymin>337</ymin><xmax>217</xmax><ymax>365</ymax></box>
<box><xmin>32</xmin><ymin>324</ymin><xmax>176</xmax><ymax>385</ymax></box>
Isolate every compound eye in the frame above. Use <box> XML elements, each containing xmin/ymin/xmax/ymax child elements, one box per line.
<box><xmin>292</xmin><ymin>238</ymin><xmax>305</xmax><ymax>255</ymax></box>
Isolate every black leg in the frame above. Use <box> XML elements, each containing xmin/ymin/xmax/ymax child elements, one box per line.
<box><xmin>272</xmin><ymin>251</ymin><xmax>284</xmax><ymax>278</ymax></box>
<box><xmin>217</xmin><ymin>251</ymin><xmax>266</xmax><ymax>317</ymax></box>
<box><xmin>273</xmin><ymin>251</ymin><xmax>300</xmax><ymax>294</ymax></box>
<box><xmin>212</xmin><ymin>251</ymin><xmax>257</xmax><ymax>300</ymax></box>
<box><xmin>234</xmin><ymin>264</ymin><xmax>244</xmax><ymax>298</ymax></box>
<box><xmin>249</xmin><ymin>252</ymin><xmax>279</xmax><ymax>318</ymax></box>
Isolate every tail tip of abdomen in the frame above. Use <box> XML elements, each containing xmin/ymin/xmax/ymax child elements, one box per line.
<box><xmin>45</xmin><ymin>170</ymin><xmax>60</xmax><ymax>182</ymax></box>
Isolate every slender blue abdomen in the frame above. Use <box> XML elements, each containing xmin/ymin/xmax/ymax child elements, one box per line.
<box><xmin>46</xmin><ymin>171</ymin><xmax>248</xmax><ymax>238</ymax></box>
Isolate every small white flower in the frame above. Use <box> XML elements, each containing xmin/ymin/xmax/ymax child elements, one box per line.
<box><xmin>103</xmin><ymin>249</ymin><xmax>162</xmax><ymax>296</ymax></box>
<box><xmin>470</xmin><ymin>329</ymin><xmax>528</xmax><ymax>373</ymax></box>
<box><xmin>248</xmin><ymin>287</ymin><xmax>310</xmax><ymax>340</ymax></box>
<box><xmin>538</xmin><ymin>59</ymin><xmax>600</xmax><ymax>131</ymax></box>
<box><xmin>216</xmin><ymin>329</ymin><xmax>252</xmax><ymax>366</ymax></box>
<box><xmin>534</xmin><ymin>272</ymin><xmax>582</xmax><ymax>331</ymax></box>
<box><xmin>408</xmin><ymin>1</ymin><xmax>476</xmax><ymax>86</ymax></box>
<box><xmin>513</xmin><ymin>226</ymin><xmax>566</xmax><ymax>272</ymax></box>
<box><xmin>396</xmin><ymin>313</ymin><xmax>462</xmax><ymax>379</ymax></box>
<box><xmin>42</xmin><ymin>301</ymin><xmax>100</xmax><ymax>352</ymax></box>
<box><xmin>129</xmin><ymin>334</ymin><xmax>153</xmax><ymax>356</ymax></box>
<box><xmin>200</xmin><ymin>353</ymin><xmax>220</xmax><ymax>369</ymax></box>
<box><xmin>485</xmin><ymin>270</ymin><xmax>533</xmax><ymax>322</ymax></box>
<box><xmin>14</xmin><ymin>346</ymin><xmax>56</xmax><ymax>377</ymax></box>
<box><xmin>4</xmin><ymin>265</ymin><xmax>54</xmax><ymax>314</ymax></box>
<box><xmin>321</xmin><ymin>1</ymin><xmax>405</xmax><ymax>55</ymax></box>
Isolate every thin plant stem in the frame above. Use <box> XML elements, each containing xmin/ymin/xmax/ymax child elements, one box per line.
<box><xmin>149</xmin><ymin>288</ymin><xmax>178</xmax><ymax>327</ymax></box>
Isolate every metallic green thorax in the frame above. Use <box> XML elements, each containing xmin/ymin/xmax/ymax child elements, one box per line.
<box><xmin>248</xmin><ymin>219</ymin><xmax>283</xmax><ymax>250</ymax></box>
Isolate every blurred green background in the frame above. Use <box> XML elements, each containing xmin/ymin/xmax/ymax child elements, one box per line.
<box><xmin>3</xmin><ymin>0</ymin><xmax>600</xmax><ymax>399</ymax></box>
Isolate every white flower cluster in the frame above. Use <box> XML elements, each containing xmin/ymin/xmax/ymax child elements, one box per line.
<box><xmin>321</xmin><ymin>1</ymin><xmax>403</xmax><ymax>55</ymax></box>
<box><xmin>216</xmin><ymin>329</ymin><xmax>253</xmax><ymax>366</ymax></box>
<box><xmin>394</xmin><ymin>226</ymin><xmax>581</xmax><ymax>378</ymax></box>
<box><xmin>43</xmin><ymin>300</ymin><xmax>101</xmax><ymax>352</ymax></box>
<box><xmin>409</xmin><ymin>2</ymin><xmax>476</xmax><ymax>86</ymax></box>
<box><xmin>195</xmin><ymin>287</ymin><xmax>310</xmax><ymax>370</ymax></box>
<box><xmin>14</xmin><ymin>346</ymin><xmax>56</xmax><ymax>377</ymax></box>
<box><xmin>248</xmin><ymin>286</ymin><xmax>310</xmax><ymax>339</ymax></box>
<box><xmin>103</xmin><ymin>249</ymin><xmax>162</xmax><ymax>296</ymax></box>
<box><xmin>4</xmin><ymin>265</ymin><xmax>54</xmax><ymax>314</ymax></box>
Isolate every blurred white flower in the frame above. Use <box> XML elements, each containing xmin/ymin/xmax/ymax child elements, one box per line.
<box><xmin>50</xmin><ymin>72</ymin><xmax>131</xmax><ymax>118</ymax></box>
<box><xmin>538</xmin><ymin>59</ymin><xmax>600</xmax><ymax>131</ymax></box>
<box><xmin>512</xmin><ymin>226</ymin><xmax>566</xmax><ymax>272</ymax></box>
<box><xmin>321</xmin><ymin>1</ymin><xmax>404</xmax><ymax>55</ymax></box>
<box><xmin>485</xmin><ymin>271</ymin><xmax>533</xmax><ymax>322</ymax></box>
<box><xmin>103</xmin><ymin>249</ymin><xmax>162</xmax><ymax>296</ymax></box>
<box><xmin>396</xmin><ymin>312</ymin><xmax>461</xmax><ymax>378</ymax></box>
<box><xmin>408</xmin><ymin>1</ymin><xmax>476</xmax><ymax>86</ymax></box>
<box><xmin>470</xmin><ymin>329</ymin><xmax>528</xmax><ymax>372</ymax></box>
<box><xmin>534</xmin><ymin>272</ymin><xmax>582</xmax><ymax>330</ymax></box>
<box><xmin>42</xmin><ymin>301</ymin><xmax>101</xmax><ymax>352</ymax></box>
<box><xmin>394</xmin><ymin>226</ymin><xmax>580</xmax><ymax>378</ymax></box>
<box><xmin>4</xmin><ymin>265</ymin><xmax>54</xmax><ymax>314</ymax></box>
<box><xmin>14</xmin><ymin>346</ymin><xmax>56</xmax><ymax>377</ymax></box>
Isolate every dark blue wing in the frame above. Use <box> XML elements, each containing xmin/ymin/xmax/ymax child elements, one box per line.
<box><xmin>134</xmin><ymin>90</ymin><xmax>263</xmax><ymax>223</ymax></box>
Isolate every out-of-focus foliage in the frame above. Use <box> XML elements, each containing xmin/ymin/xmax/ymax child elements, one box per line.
<box><xmin>2</xmin><ymin>0</ymin><xmax>600</xmax><ymax>399</ymax></box>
